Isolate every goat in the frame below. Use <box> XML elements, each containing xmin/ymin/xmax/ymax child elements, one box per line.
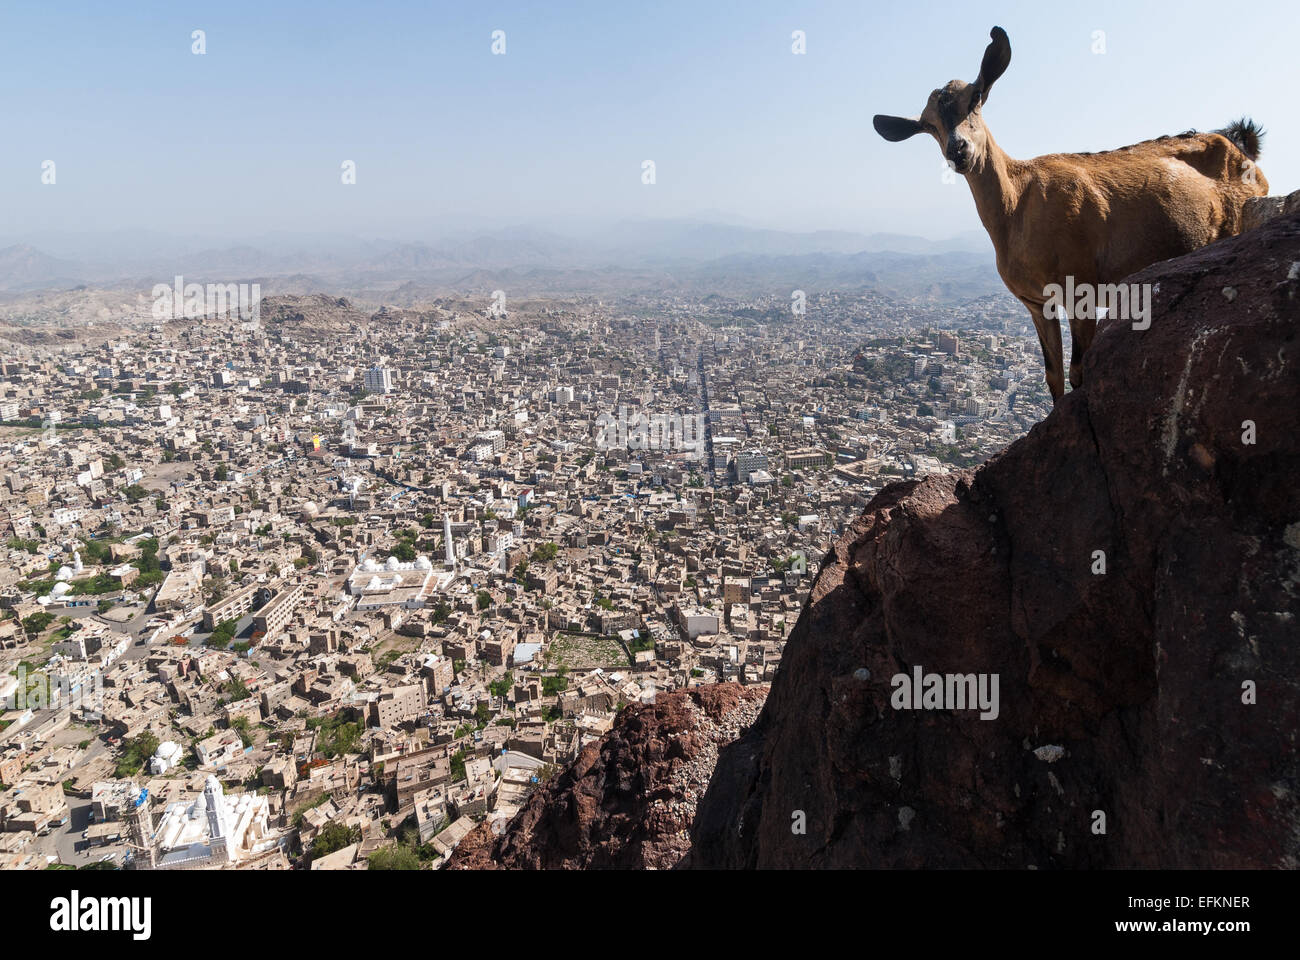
<box><xmin>873</xmin><ymin>26</ymin><xmax>1268</xmax><ymax>402</ymax></box>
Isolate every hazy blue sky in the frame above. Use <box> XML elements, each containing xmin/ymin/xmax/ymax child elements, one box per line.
<box><xmin>2</xmin><ymin>0</ymin><xmax>1295</xmax><ymax>245</ymax></box>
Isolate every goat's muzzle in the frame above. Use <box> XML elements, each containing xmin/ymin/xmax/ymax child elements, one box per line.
<box><xmin>947</xmin><ymin>138</ymin><xmax>972</xmax><ymax>173</ymax></box>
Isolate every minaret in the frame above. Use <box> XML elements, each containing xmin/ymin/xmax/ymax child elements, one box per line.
<box><xmin>443</xmin><ymin>514</ymin><xmax>456</xmax><ymax>569</ymax></box>
<box><xmin>204</xmin><ymin>775</ymin><xmax>232</xmax><ymax>862</ymax></box>
<box><xmin>125</xmin><ymin>788</ymin><xmax>156</xmax><ymax>870</ymax></box>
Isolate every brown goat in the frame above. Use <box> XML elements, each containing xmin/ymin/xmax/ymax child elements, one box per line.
<box><xmin>874</xmin><ymin>26</ymin><xmax>1268</xmax><ymax>401</ymax></box>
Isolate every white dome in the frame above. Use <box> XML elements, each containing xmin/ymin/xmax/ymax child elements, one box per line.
<box><xmin>55</xmin><ymin>565</ymin><xmax>74</xmax><ymax>581</ymax></box>
<box><xmin>415</xmin><ymin>556</ymin><xmax>432</xmax><ymax>571</ymax></box>
<box><xmin>385</xmin><ymin>556</ymin><xmax>400</xmax><ymax>571</ymax></box>
<box><xmin>51</xmin><ymin>582</ymin><xmax>72</xmax><ymax>596</ymax></box>
<box><xmin>363</xmin><ymin>557</ymin><xmax>379</xmax><ymax>572</ymax></box>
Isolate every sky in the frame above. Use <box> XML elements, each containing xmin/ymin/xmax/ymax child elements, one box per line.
<box><xmin>2</xmin><ymin>0</ymin><xmax>1296</xmax><ymax>248</ymax></box>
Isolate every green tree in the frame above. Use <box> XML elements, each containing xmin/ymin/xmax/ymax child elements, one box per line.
<box><xmin>369</xmin><ymin>844</ymin><xmax>420</xmax><ymax>870</ymax></box>
<box><xmin>449</xmin><ymin>748</ymin><xmax>467</xmax><ymax>781</ymax></box>
<box><xmin>310</xmin><ymin>821</ymin><xmax>361</xmax><ymax>860</ymax></box>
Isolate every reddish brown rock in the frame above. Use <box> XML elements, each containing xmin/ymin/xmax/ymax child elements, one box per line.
<box><xmin>447</xmin><ymin>684</ymin><xmax>767</xmax><ymax>869</ymax></box>
<box><xmin>691</xmin><ymin>213</ymin><xmax>1300</xmax><ymax>868</ymax></box>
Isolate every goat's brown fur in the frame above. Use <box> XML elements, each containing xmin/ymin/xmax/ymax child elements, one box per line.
<box><xmin>874</xmin><ymin>27</ymin><xmax>1268</xmax><ymax>401</ymax></box>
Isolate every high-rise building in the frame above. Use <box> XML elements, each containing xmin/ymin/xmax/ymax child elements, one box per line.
<box><xmin>733</xmin><ymin>449</ymin><xmax>769</xmax><ymax>483</ymax></box>
<box><xmin>365</xmin><ymin>366</ymin><xmax>394</xmax><ymax>394</ymax></box>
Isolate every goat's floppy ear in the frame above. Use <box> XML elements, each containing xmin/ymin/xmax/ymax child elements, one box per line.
<box><xmin>973</xmin><ymin>26</ymin><xmax>1011</xmax><ymax>102</ymax></box>
<box><xmin>873</xmin><ymin>114</ymin><xmax>925</xmax><ymax>142</ymax></box>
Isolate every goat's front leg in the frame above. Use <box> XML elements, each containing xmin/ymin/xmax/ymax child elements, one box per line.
<box><xmin>1023</xmin><ymin>300</ymin><xmax>1066</xmax><ymax>403</ymax></box>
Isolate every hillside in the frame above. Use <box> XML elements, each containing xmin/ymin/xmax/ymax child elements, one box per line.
<box><xmin>447</xmin><ymin>685</ymin><xmax>767</xmax><ymax>870</ymax></box>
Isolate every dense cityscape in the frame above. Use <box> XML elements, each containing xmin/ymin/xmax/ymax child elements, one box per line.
<box><xmin>0</xmin><ymin>284</ymin><xmax>1054</xmax><ymax>869</ymax></box>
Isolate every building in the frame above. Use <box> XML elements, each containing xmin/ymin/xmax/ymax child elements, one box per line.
<box><xmin>420</xmin><ymin>655</ymin><xmax>455</xmax><ymax>696</ymax></box>
<box><xmin>676</xmin><ymin>606</ymin><xmax>721</xmax><ymax>640</ymax></box>
<box><xmin>346</xmin><ymin>554</ymin><xmax>447</xmax><ymax>610</ymax></box>
<box><xmin>195</xmin><ymin>729</ymin><xmax>244</xmax><ymax>768</ymax></box>
<box><xmin>145</xmin><ymin>776</ymin><xmax>275</xmax><ymax>869</ymax></box>
<box><xmin>732</xmin><ymin>449</ymin><xmax>769</xmax><ymax>483</ymax></box>
<box><xmin>474</xmin><ymin>430</ymin><xmax>505</xmax><ymax>453</ymax></box>
<box><xmin>204</xmin><ymin>582</ymin><xmax>271</xmax><ymax>631</ymax></box>
<box><xmin>784</xmin><ymin>447</ymin><xmax>831</xmax><ymax>470</ymax></box>
<box><xmin>252</xmin><ymin>582</ymin><xmax>304</xmax><ymax>641</ymax></box>
<box><xmin>91</xmin><ymin>779</ymin><xmax>143</xmax><ymax>821</ymax></box>
<box><xmin>364</xmin><ymin>366</ymin><xmax>394</xmax><ymax>394</ymax></box>
<box><xmin>372</xmin><ymin>684</ymin><xmax>424</xmax><ymax>729</ymax></box>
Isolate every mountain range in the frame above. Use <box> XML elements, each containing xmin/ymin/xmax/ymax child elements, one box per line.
<box><xmin>0</xmin><ymin>220</ymin><xmax>998</xmax><ymax>302</ymax></box>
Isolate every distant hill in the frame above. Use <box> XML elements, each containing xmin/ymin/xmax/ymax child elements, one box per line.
<box><xmin>0</xmin><ymin>220</ymin><xmax>996</xmax><ymax>301</ymax></box>
<box><xmin>0</xmin><ymin>244</ymin><xmax>87</xmax><ymax>291</ymax></box>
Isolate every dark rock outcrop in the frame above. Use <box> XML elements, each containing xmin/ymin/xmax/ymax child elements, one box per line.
<box><xmin>447</xmin><ymin>684</ymin><xmax>766</xmax><ymax>869</ymax></box>
<box><xmin>691</xmin><ymin>213</ymin><xmax>1300</xmax><ymax>868</ymax></box>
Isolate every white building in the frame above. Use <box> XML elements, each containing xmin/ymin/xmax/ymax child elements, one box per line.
<box><xmin>346</xmin><ymin>554</ymin><xmax>449</xmax><ymax>609</ymax></box>
<box><xmin>150</xmin><ymin>775</ymin><xmax>275</xmax><ymax>869</ymax></box>
<box><xmin>677</xmin><ymin>607</ymin><xmax>720</xmax><ymax>640</ymax></box>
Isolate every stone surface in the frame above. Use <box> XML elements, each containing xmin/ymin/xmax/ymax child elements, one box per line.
<box><xmin>1242</xmin><ymin>188</ymin><xmax>1300</xmax><ymax>233</ymax></box>
<box><xmin>447</xmin><ymin>683</ymin><xmax>767</xmax><ymax>869</ymax></box>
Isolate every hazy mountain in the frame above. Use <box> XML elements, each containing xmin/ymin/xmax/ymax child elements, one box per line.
<box><xmin>0</xmin><ymin>220</ymin><xmax>998</xmax><ymax>301</ymax></box>
<box><xmin>0</xmin><ymin>244</ymin><xmax>88</xmax><ymax>291</ymax></box>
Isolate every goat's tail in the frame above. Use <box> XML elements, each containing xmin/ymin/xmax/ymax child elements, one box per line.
<box><xmin>1217</xmin><ymin>118</ymin><xmax>1264</xmax><ymax>160</ymax></box>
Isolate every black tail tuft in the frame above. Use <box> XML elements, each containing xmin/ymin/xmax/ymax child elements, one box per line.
<box><xmin>1217</xmin><ymin>118</ymin><xmax>1264</xmax><ymax>160</ymax></box>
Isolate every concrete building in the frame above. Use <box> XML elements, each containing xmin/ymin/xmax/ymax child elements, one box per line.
<box><xmin>371</xmin><ymin>684</ymin><xmax>424</xmax><ymax>729</ymax></box>
<box><xmin>364</xmin><ymin>366</ymin><xmax>394</xmax><ymax>394</ymax></box>
<box><xmin>253</xmin><ymin>582</ymin><xmax>304</xmax><ymax>641</ymax></box>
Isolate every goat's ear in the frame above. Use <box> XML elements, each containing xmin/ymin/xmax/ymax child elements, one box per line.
<box><xmin>973</xmin><ymin>26</ymin><xmax>1011</xmax><ymax>102</ymax></box>
<box><xmin>873</xmin><ymin>114</ymin><xmax>925</xmax><ymax>142</ymax></box>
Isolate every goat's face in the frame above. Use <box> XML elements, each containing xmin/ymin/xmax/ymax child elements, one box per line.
<box><xmin>873</xmin><ymin>26</ymin><xmax>1011</xmax><ymax>176</ymax></box>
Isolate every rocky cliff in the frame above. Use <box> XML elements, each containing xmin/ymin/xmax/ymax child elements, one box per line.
<box><xmin>689</xmin><ymin>211</ymin><xmax>1300</xmax><ymax>868</ymax></box>
<box><xmin>447</xmin><ymin>684</ymin><xmax>766</xmax><ymax>869</ymax></box>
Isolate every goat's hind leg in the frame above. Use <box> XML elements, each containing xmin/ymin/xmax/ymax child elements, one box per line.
<box><xmin>1068</xmin><ymin>313</ymin><xmax>1097</xmax><ymax>389</ymax></box>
